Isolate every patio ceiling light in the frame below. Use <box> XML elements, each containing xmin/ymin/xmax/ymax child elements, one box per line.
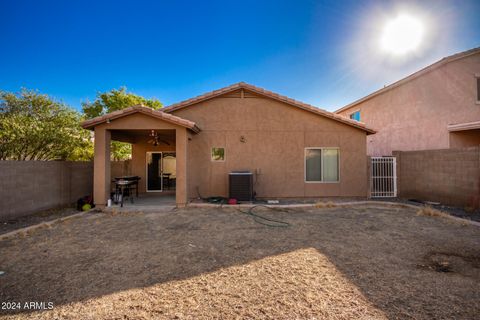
<box><xmin>148</xmin><ymin>130</ymin><xmax>170</xmax><ymax>146</ymax></box>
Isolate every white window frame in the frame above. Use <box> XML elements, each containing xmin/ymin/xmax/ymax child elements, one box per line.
<box><xmin>304</xmin><ymin>147</ymin><xmax>340</xmax><ymax>183</ymax></box>
<box><xmin>211</xmin><ymin>147</ymin><xmax>225</xmax><ymax>162</ymax></box>
<box><xmin>349</xmin><ymin>109</ymin><xmax>361</xmax><ymax>121</ymax></box>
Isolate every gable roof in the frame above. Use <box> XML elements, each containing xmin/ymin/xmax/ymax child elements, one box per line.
<box><xmin>81</xmin><ymin>105</ymin><xmax>201</xmax><ymax>133</ymax></box>
<box><xmin>335</xmin><ymin>47</ymin><xmax>480</xmax><ymax>114</ymax></box>
<box><xmin>163</xmin><ymin>82</ymin><xmax>376</xmax><ymax>134</ymax></box>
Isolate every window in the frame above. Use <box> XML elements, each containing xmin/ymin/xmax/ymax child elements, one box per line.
<box><xmin>211</xmin><ymin>147</ymin><xmax>225</xmax><ymax>161</ymax></box>
<box><xmin>477</xmin><ymin>76</ymin><xmax>480</xmax><ymax>103</ymax></box>
<box><xmin>305</xmin><ymin>148</ymin><xmax>339</xmax><ymax>182</ymax></box>
<box><xmin>350</xmin><ymin>110</ymin><xmax>360</xmax><ymax>121</ymax></box>
<box><xmin>305</xmin><ymin>149</ymin><xmax>322</xmax><ymax>181</ymax></box>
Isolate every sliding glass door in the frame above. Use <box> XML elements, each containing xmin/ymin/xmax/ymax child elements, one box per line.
<box><xmin>146</xmin><ymin>152</ymin><xmax>163</xmax><ymax>192</ymax></box>
<box><xmin>146</xmin><ymin>152</ymin><xmax>177</xmax><ymax>192</ymax></box>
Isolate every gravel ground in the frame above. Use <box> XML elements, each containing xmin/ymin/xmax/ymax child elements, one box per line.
<box><xmin>194</xmin><ymin>196</ymin><xmax>480</xmax><ymax>222</ymax></box>
<box><xmin>373</xmin><ymin>198</ymin><xmax>480</xmax><ymax>222</ymax></box>
<box><xmin>0</xmin><ymin>207</ymin><xmax>80</xmax><ymax>236</ymax></box>
<box><xmin>0</xmin><ymin>204</ymin><xmax>479</xmax><ymax>319</ymax></box>
<box><xmin>426</xmin><ymin>203</ymin><xmax>480</xmax><ymax>222</ymax></box>
<box><xmin>190</xmin><ymin>197</ymin><xmax>368</xmax><ymax>205</ymax></box>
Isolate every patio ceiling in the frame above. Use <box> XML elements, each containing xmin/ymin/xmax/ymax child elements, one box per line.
<box><xmin>110</xmin><ymin>129</ymin><xmax>176</xmax><ymax>144</ymax></box>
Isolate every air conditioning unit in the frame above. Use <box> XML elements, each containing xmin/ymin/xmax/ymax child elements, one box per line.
<box><xmin>229</xmin><ymin>171</ymin><xmax>253</xmax><ymax>201</ymax></box>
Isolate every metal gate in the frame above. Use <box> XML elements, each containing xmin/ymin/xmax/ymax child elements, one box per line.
<box><xmin>370</xmin><ymin>157</ymin><xmax>397</xmax><ymax>198</ymax></box>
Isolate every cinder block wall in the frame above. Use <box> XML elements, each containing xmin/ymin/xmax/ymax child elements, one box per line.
<box><xmin>0</xmin><ymin>161</ymin><xmax>93</xmax><ymax>220</ymax></box>
<box><xmin>393</xmin><ymin>147</ymin><xmax>480</xmax><ymax>208</ymax></box>
<box><xmin>110</xmin><ymin>160</ymin><xmax>131</xmax><ymax>179</ymax></box>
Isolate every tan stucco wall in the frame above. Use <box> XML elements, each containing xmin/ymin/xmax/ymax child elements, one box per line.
<box><xmin>170</xmin><ymin>94</ymin><xmax>369</xmax><ymax>199</ymax></box>
<box><xmin>99</xmin><ymin>113</ymin><xmax>181</xmax><ymax>132</ymax></box>
<box><xmin>337</xmin><ymin>53</ymin><xmax>480</xmax><ymax>156</ymax></box>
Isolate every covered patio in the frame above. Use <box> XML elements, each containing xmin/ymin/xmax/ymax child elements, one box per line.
<box><xmin>81</xmin><ymin>105</ymin><xmax>200</xmax><ymax>208</ymax></box>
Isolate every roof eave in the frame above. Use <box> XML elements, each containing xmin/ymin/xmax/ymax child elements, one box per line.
<box><xmin>80</xmin><ymin>106</ymin><xmax>200</xmax><ymax>133</ymax></box>
<box><xmin>448</xmin><ymin>120</ymin><xmax>480</xmax><ymax>132</ymax></box>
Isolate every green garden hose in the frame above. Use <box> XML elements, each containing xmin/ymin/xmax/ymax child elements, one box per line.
<box><xmin>196</xmin><ymin>187</ymin><xmax>290</xmax><ymax>227</ymax></box>
<box><xmin>237</xmin><ymin>205</ymin><xmax>291</xmax><ymax>228</ymax></box>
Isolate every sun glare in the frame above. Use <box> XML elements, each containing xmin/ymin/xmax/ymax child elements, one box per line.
<box><xmin>380</xmin><ymin>14</ymin><xmax>424</xmax><ymax>55</ymax></box>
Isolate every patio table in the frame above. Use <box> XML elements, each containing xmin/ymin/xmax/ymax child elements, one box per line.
<box><xmin>113</xmin><ymin>176</ymin><xmax>141</xmax><ymax>197</ymax></box>
<box><xmin>113</xmin><ymin>179</ymin><xmax>136</xmax><ymax>207</ymax></box>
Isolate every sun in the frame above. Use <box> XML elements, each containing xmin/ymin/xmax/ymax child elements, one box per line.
<box><xmin>380</xmin><ymin>14</ymin><xmax>424</xmax><ymax>55</ymax></box>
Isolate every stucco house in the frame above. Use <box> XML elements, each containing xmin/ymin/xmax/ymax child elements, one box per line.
<box><xmin>335</xmin><ymin>47</ymin><xmax>480</xmax><ymax>156</ymax></box>
<box><xmin>82</xmin><ymin>82</ymin><xmax>375</xmax><ymax>207</ymax></box>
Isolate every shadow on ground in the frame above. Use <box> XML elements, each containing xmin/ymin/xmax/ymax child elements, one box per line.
<box><xmin>0</xmin><ymin>204</ymin><xmax>479</xmax><ymax>319</ymax></box>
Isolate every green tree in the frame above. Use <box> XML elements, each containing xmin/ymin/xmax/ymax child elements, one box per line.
<box><xmin>82</xmin><ymin>87</ymin><xmax>162</xmax><ymax>161</ymax></box>
<box><xmin>0</xmin><ymin>89</ymin><xmax>92</xmax><ymax>161</ymax></box>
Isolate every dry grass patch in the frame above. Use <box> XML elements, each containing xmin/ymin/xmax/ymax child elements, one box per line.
<box><xmin>314</xmin><ymin>201</ymin><xmax>337</xmax><ymax>208</ymax></box>
<box><xmin>464</xmin><ymin>206</ymin><xmax>475</xmax><ymax>213</ymax></box>
<box><xmin>417</xmin><ymin>206</ymin><xmax>448</xmax><ymax>218</ymax></box>
<box><xmin>8</xmin><ymin>249</ymin><xmax>386</xmax><ymax>320</ymax></box>
<box><xmin>1</xmin><ymin>206</ymin><xmax>479</xmax><ymax>319</ymax></box>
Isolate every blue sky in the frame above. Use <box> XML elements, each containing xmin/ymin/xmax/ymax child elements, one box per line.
<box><xmin>0</xmin><ymin>0</ymin><xmax>479</xmax><ymax>112</ymax></box>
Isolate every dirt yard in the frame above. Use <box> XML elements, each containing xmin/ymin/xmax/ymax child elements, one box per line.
<box><xmin>0</xmin><ymin>207</ymin><xmax>80</xmax><ymax>236</ymax></box>
<box><xmin>0</xmin><ymin>204</ymin><xmax>479</xmax><ymax>319</ymax></box>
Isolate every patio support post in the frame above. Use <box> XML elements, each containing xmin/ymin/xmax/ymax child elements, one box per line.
<box><xmin>93</xmin><ymin>127</ymin><xmax>111</xmax><ymax>208</ymax></box>
<box><xmin>176</xmin><ymin>128</ymin><xmax>188</xmax><ymax>206</ymax></box>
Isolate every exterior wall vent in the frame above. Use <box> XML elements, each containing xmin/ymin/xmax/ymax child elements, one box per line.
<box><xmin>229</xmin><ymin>171</ymin><xmax>253</xmax><ymax>201</ymax></box>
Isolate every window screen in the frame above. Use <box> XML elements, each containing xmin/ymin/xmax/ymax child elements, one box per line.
<box><xmin>323</xmin><ymin>149</ymin><xmax>339</xmax><ymax>182</ymax></box>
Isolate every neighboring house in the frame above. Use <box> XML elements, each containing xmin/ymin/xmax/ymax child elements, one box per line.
<box><xmin>335</xmin><ymin>47</ymin><xmax>480</xmax><ymax>156</ymax></box>
<box><xmin>82</xmin><ymin>82</ymin><xmax>375</xmax><ymax>207</ymax></box>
